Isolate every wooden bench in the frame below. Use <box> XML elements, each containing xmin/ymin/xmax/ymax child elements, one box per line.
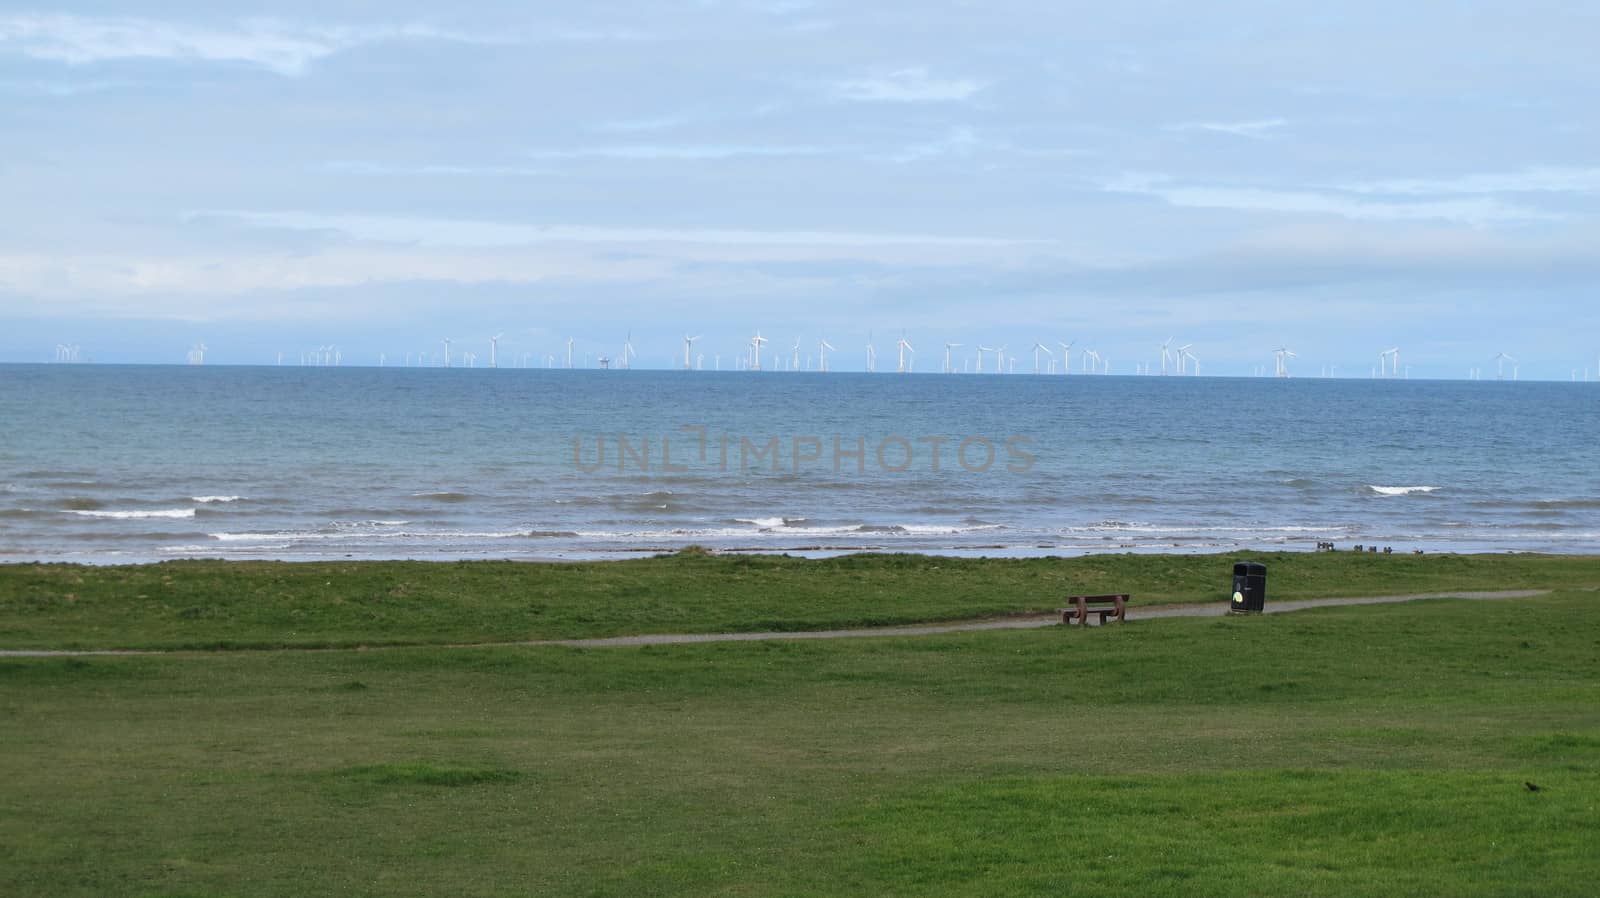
<box><xmin>1060</xmin><ymin>594</ymin><xmax>1129</xmax><ymax>626</ymax></box>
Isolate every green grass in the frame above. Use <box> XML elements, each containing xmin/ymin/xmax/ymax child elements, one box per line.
<box><xmin>2</xmin><ymin>551</ymin><xmax>1597</xmax><ymax>650</ymax></box>
<box><xmin>2</xmin><ymin>589</ymin><xmax>1598</xmax><ymax>896</ymax></box>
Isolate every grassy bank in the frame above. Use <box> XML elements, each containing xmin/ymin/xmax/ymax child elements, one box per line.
<box><xmin>3</xmin><ymin>551</ymin><xmax>1599</xmax><ymax>650</ymax></box>
<box><xmin>2</xmin><ymin>591</ymin><xmax>1597</xmax><ymax>896</ymax></box>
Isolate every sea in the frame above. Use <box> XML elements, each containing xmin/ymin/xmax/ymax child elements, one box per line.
<box><xmin>1</xmin><ymin>364</ymin><xmax>1596</xmax><ymax>564</ymax></box>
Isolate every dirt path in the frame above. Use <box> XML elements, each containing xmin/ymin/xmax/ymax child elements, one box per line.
<box><xmin>0</xmin><ymin>590</ymin><xmax>1552</xmax><ymax>658</ymax></box>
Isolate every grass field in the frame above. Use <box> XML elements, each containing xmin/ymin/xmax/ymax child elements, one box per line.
<box><xmin>2</xmin><ymin>551</ymin><xmax>1598</xmax><ymax>649</ymax></box>
<box><xmin>2</xmin><ymin>556</ymin><xmax>1598</xmax><ymax>896</ymax></box>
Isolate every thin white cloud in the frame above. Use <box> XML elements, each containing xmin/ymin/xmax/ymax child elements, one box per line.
<box><xmin>1340</xmin><ymin>166</ymin><xmax>1600</xmax><ymax>196</ymax></box>
<box><xmin>1168</xmin><ymin>118</ymin><xmax>1287</xmax><ymax>139</ymax></box>
<box><xmin>871</xmin><ymin>127</ymin><xmax>983</xmax><ymax>163</ymax></box>
<box><xmin>196</xmin><ymin>210</ymin><xmax>1046</xmax><ymax>249</ymax></box>
<box><xmin>0</xmin><ymin>14</ymin><xmax>505</xmax><ymax>76</ymax></box>
<box><xmin>322</xmin><ymin>161</ymin><xmax>552</xmax><ymax>177</ymax></box>
<box><xmin>525</xmin><ymin>143</ymin><xmax>843</xmax><ymax>160</ymax></box>
<box><xmin>1104</xmin><ymin>173</ymin><xmax>1554</xmax><ymax>226</ymax></box>
<box><xmin>832</xmin><ymin>67</ymin><xmax>983</xmax><ymax>102</ymax></box>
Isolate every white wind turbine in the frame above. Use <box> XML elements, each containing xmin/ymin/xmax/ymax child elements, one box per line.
<box><xmin>621</xmin><ymin>333</ymin><xmax>636</xmax><ymax>370</ymax></box>
<box><xmin>1174</xmin><ymin>344</ymin><xmax>1193</xmax><ymax>375</ymax></box>
<box><xmin>489</xmin><ymin>333</ymin><xmax>502</xmax><ymax>368</ymax></box>
<box><xmin>818</xmin><ymin>339</ymin><xmax>835</xmax><ymax>372</ymax></box>
<box><xmin>975</xmin><ymin>345</ymin><xmax>993</xmax><ymax>373</ymax></box>
<box><xmin>993</xmin><ymin>345</ymin><xmax>1008</xmax><ymax>373</ymax></box>
<box><xmin>1160</xmin><ymin>338</ymin><xmax>1175</xmax><ymax>376</ymax></box>
<box><xmin>1273</xmin><ymin>347</ymin><xmax>1296</xmax><ymax>378</ymax></box>
<box><xmin>865</xmin><ymin>332</ymin><xmax>876</xmax><ymax>372</ymax></box>
<box><xmin>683</xmin><ymin>335</ymin><xmax>701</xmax><ymax>370</ymax></box>
<box><xmin>943</xmin><ymin>342</ymin><xmax>961</xmax><ymax>373</ymax></box>
<box><xmin>896</xmin><ymin>335</ymin><xmax>914</xmax><ymax>373</ymax></box>
<box><xmin>442</xmin><ymin>338</ymin><xmax>452</xmax><ymax>368</ymax></box>
<box><xmin>1030</xmin><ymin>342</ymin><xmax>1053</xmax><ymax>374</ymax></box>
<box><xmin>792</xmin><ymin>338</ymin><xmax>802</xmax><ymax>371</ymax></box>
<box><xmin>1058</xmin><ymin>340</ymin><xmax>1074</xmax><ymax>374</ymax></box>
<box><xmin>565</xmin><ymin>337</ymin><xmax>574</xmax><ymax>369</ymax></box>
<box><xmin>1183</xmin><ymin>348</ymin><xmax>1200</xmax><ymax>377</ymax></box>
<box><xmin>1379</xmin><ymin>347</ymin><xmax>1399</xmax><ymax>378</ymax></box>
<box><xmin>1493</xmin><ymin>351</ymin><xmax>1515</xmax><ymax>380</ymax></box>
<box><xmin>750</xmin><ymin>331</ymin><xmax>768</xmax><ymax>370</ymax></box>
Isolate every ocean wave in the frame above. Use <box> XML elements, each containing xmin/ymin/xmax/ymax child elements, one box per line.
<box><xmin>68</xmin><ymin>508</ymin><xmax>196</xmax><ymax>519</ymax></box>
<box><xmin>1367</xmin><ymin>485</ymin><xmax>1441</xmax><ymax>496</ymax></box>
<box><xmin>411</xmin><ymin>491</ymin><xmax>475</xmax><ymax>502</ymax></box>
<box><xmin>192</xmin><ymin>495</ymin><xmax>245</xmax><ymax>503</ymax></box>
<box><xmin>734</xmin><ymin>516</ymin><xmax>807</xmax><ymax>528</ymax></box>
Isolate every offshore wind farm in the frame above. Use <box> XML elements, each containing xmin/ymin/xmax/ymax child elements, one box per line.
<box><xmin>39</xmin><ymin>332</ymin><xmax>1600</xmax><ymax>383</ymax></box>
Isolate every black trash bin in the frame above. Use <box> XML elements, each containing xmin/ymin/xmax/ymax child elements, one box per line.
<box><xmin>1230</xmin><ymin>561</ymin><xmax>1267</xmax><ymax>613</ymax></box>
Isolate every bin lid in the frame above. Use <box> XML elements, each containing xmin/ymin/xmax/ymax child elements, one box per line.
<box><xmin>1234</xmin><ymin>560</ymin><xmax>1267</xmax><ymax>575</ymax></box>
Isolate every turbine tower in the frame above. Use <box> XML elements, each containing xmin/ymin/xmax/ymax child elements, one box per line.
<box><xmin>943</xmin><ymin>342</ymin><xmax>962</xmax><ymax>374</ymax></box>
<box><xmin>975</xmin><ymin>345</ymin><xmax>994</xmax><ymax>374</ymax></box>
<box><xmin>818</xmin><ymin>339</ymin><xmax>834</xmax><ymax>372</ymax></box>
<box><xmin>489</xmin><ymin>333</ymin><xmax>502</xmax><ymax>368</ymax></box>
<box><xmin>1058</xmin><ymin>340</ymin><xmax>1074</xmax><ymax>374</ymax></box>
<box><xmin>1030</xmin><ymin>342</ymin><xmax>1052</xmax><ymax>374</ymax></box>
<box><xmin>1175</xmin><ymin>344</ymin><xmax>1193</xmax><ymax>375</ymax></box>
<box><xmin>865</xmin><ymin>332</ymin><xmax>876</xmax><ymax>372</ymax></box>
<box><xmin>565</xmin><ymin>337</ymin><xmax>574</xmax><ymax>369</ymax></box>
<box><xmin>683</xmin><ymin>335</ymin><xmax>701</xmax><ymax>370</ymax></box>
<box><xmin>750</xmin><ymin>331</ymin><xmax>768</xmax><ymax>370</ymax></box>
<box><xmin>1493</xmin><ymin>351</ymin><xmax>1515</xmax><ymax>380</ymax></box>
<box><xmin>442</xmin><ymin>338</ymin><xmax>452</xmax><ymax>368</ymax></box>
<box><xmin>792</xmin><ymin>338</ymin><xmax>802</xmax><ymax>372</ymax></box>
<box><xmin>1273</xmin><ymin>347</ymin><xmax>1297</xmax><ymax>378</ymax></box>
<box><xmin>896</xmin><ymin>335</ymin><xmax>914</xmax><ymax>373</ymax></box>
<box><xmin>1160</xmin><ymin>338</ymin><xmax>1174</xmax><ymax>376</ymax></box>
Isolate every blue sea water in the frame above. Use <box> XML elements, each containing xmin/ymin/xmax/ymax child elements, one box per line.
<box><xmin>1</xmin><ymin>364</ymin><xmax>1596</xmax><ymax>563</ymax></box>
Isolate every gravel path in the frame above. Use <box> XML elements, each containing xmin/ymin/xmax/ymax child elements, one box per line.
<box><xmin>0</xmin><ymin>590</ymin><xmax>1551</xmax><ymax>657</ymax></box>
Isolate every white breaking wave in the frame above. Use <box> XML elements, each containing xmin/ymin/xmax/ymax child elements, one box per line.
<box><xmin>192</xmin><ymin>495</ymin><xmax>245</xmax><ymax>503</ymax></box>
<box><xmin>69</xmin><ymin>508</ymin><xmax>196</xmax><ymax>519</ymax></box>
<box><xmin>1368</xmin><ymin>485</ymin><xmax>1441</xmax><ymax>496</ymax></box>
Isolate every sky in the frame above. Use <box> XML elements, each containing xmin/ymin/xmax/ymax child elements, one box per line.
<box><xmin>2</xmin><ymin>1</ymin><xmax>1598</xmax><ymax>377</ymax></box>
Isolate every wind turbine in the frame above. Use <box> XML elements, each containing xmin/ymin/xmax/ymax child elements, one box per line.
<box><xmin>975</xmin><ymin>345</ymin><xmax>993</xmax><ymax>373</ymax></box>
<box><xmin>993</xmin><ymin>345</ymin><xmax>1007</xmax><ymax>373</ymax></box>
<box><xmin>1273</xmin><ymin>347</ymin><xmax>1296</xmax><ymax>378</ymax></box>
<box><xmin>1160</xmin><ymin>338</ymin><xmax>1174</xmax><ymax>376</ymax></box>
<box><xmin>818</xmin><ymin>339</ymin><xmax>834</xmax><ymax>372</ymax></box>
<box><xmin>943</xmin><ymin>342</ymin><xmax>961</xmax><ymax>373</ymax></box>
<box><xmin>896</xmin><ymin>335</ymin><xmax>914</xmax><ymax>373</ymax></box>
<box><xmin>792</xmin><ymin>338</ymin><xmax>802</xmax><ymax>372</ymax></box>
<box><xmin>621</xmin><ymin>332</ymin><xmax>635</xmax><ymax>370</ymax></box>
<box><xmin>442</xmin><ymin>338</ymin><xmax>452</xmax><ymax>368</ymax></box>
<box><xmin>865</xmin><ymin>332</ymin><xmax>876</xmax><ymax>372</ymax></box>
<box><xmin>683</xmin><ymin>335</ymin><xmax>701</xmax><ymax>370</ymax></box>
<box><xmin>750</xmin><ymin>331</ymin><xmax>768</xmax><ymax>370</ymax></box>
<box><xmin>1183</xmin><ymin>348</ymin><xmax>1200</xmax><ymax>377</ymax></box>
<box><xmin>1378</xmin><ymin>347</ymin><xmax>1399</xmax><ymax>378</ymax></box>
<box><xmin>1175</xmin><ymin>344</ymin><xmax>1193</xmax><ymax>375</ymax></box>
<box><xmin>1030</xmin><ymin>342</ymin><xmax>1053</xmax><ymax>374</ymax></box>
<box><xmin>1058</xmin><ymin>340</ymin><xmax>1074</xmax><ymax>374</ymax></box>
<box><xmin>489</xmin><ymin>333</ymin><xmax>502</xmax><ymax>368</ymax></box>
<box><xmin>565</xmin><ymin>337</ymin><xmax>574</xmax><ymax>369</ymax></box>
<box><xmin>1493</xmin><ymin>351</ymin><xmax>1515</xmax><ymax>380</ymax></box>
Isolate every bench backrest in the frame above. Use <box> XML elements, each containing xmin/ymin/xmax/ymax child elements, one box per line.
<box><xmin>1067</xmin><ymin>594</ymin><xmax>1129</xmax><ymax>604</ymax></box>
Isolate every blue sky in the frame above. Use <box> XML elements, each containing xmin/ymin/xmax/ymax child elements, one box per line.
<box><xmin>3</xmin><ymin>2</ymin><xmax>1598</xmax><ymax>377</ymax></box>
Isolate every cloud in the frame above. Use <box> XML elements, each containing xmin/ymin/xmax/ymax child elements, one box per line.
<box><xmin>0</xmin><ymin>14</ymin><xmax>504</xmax><ymax>76</ymax></box>
<box><xmin>321</xmin><ymin>161</ymin><xmax>552</xmax><ymax>177</ymax></box>
<box><xmin>1168</xmin><ymin>118</ymin><xmax>1287</xmax><ymax>139</ymax></box>
<box><xmin>197</xmin><ymin>210</ymin><xmax>1047</xmax><ymax>250</ymax></box>
<box><xmin>1339</xmin><ymin>166</ymin><xmax>1600</xmax><ymax>196</ymax></box>
<box><xmin>524</xmin><ymin>143</ymin><xmax>843</xmax><ymax>160</ymax></box>
<box><xmin>871</xmin><ymin>127</ymin><xmax>983</xmax><ymax>163</ymax></box>
<box><xmin>1103</xmin><ymin>173</ymin><xmax>1554</xmax><ymax>226</ymax></box>
<box><xmin>832</xmin><ymin>66</ymin><xmax>983</xmax><ymax>102</ymax></box>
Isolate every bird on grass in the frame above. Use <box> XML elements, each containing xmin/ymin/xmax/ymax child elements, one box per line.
<box><xmin>1524</xmin><ymin>782</ymin><xmax>1543</xmax><ymax>792</ymax></box>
